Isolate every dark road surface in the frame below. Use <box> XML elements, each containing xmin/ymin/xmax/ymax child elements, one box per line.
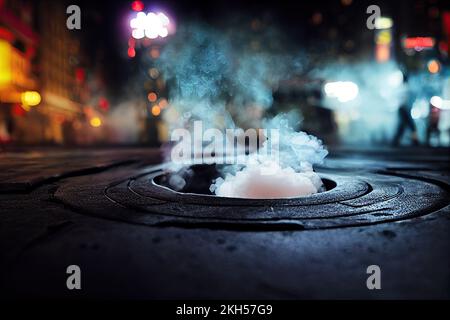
<box><xmin>1</xmin><ymin>147</ymin><xmax>449</xmax><ymax>299</ymax></box>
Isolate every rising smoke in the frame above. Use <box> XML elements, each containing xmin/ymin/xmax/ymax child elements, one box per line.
<box><xmin>155</xmin><ymin>23</ymin><xmax>329</xmax><ymax>198</ymax></box>
<box><xmin>120</xmin><ymin>17</ymin><xmax>430</xmax><ymax>197</ymax></box>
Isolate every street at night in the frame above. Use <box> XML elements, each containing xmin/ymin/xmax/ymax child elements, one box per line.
<box><xmin>1</xmin><ymin>147</ymin><xmax>449</xmax><ymax>300</ymax></box>
<box><xmin>0</xmin><ymin>0</ymin><xmax>449</xmax><ymax>310</ymax></box>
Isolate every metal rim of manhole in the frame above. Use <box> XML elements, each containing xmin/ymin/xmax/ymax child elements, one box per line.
<box><xmin>95</xmin><ymin>162</ymin><xmax>450</xmax><ymax>229</ymax></box>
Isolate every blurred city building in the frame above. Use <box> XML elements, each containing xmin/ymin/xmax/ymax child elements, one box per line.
<box><xmin>1</xmin><ymin>0</ymin><xmax>449</xmax><ymax>147</ymax></box>
<box><xmin>38</xmin><ymin>0</ymin><xmax>84</xmax><ymax>145</ymax></box>
<box><xmin>0</xmin><ymin>0</ymin><xmax>111</xmax><ymax>146</ymax></box>
<box><xmin>0</xmin><ymin>0</ymin><xmax>39</xmax><ymax>143</ymax></box>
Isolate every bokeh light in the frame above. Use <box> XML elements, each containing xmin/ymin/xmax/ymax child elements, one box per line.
<box><xmin>21</xmin><ymin>91</ymin><xmax>41</xmax><ymax>107</ymax></box>
<box><xmin>375</xmin><ymin>17</ymin><xmax>393</xmax><ymax>30</ymax></box>
<box><xmin>130</xmin><ymin>11</ymin><xmax>170</xmax><ymax>40</ymax></box>
<box><xmin>159</xmin><ymin>98</ymin><xmax>168</xmax><ymax>109</ymax></box>
<box><xmin>149</xmin><ymin>68</ymin><xmax>160</xmax><ymax>79</ymax></box>
<box><xmin>427</xmin><ymin>60</ymin><xmax>440</xmax><ymax>74</ymax></box>
<box><xmin>131</xmin><ymin>1</ymin><xmax>144</xmax><ymax>12</ymax></box>
<box><xmin>151</xmin><ymin>105</ymin><xmax>161</xmax><ymax>116</ymax></box>
<box><xmin>90</xmin><ymin>117</ymin><xmax>102</xmax><ymax>127</ymax></box>
<box><xmin>148</xmin><ymin>92</ymin><xmax>157</xmax><ymax>102</ymax></box>
<box><xmin>127</xmin><ymin>47</ymin><xmax>136</xmax><ymax>58</ymax></box>
<box><xmin>150</xmin><ymin>48</ymin><xmax>160</xmax><ymax>59</ymax></box>
<box><xmin>324</xmin><ymin>81</ymin><xmax>359</xmax><ymax>103</ymax></box>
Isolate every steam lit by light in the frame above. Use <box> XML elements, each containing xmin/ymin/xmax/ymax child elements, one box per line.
<box><xmin>150</xmin><ymin>48</ymin><xmax>160</xmax><ymax>59</ymax></box>
<box><xmin>387</xmin><ymin>70</ymin><xmax>404</xmax><ymax>87</ymax></box>
<box><xmin>130</xmin><ymin>11</ymin><xmax>170</xmax><ymax>40</ymax></box>
<box><xmin>411</xmin><ymin>108</ymin><xmax>421</xmax><ymax>120</ymax></box>
<box><xmin>375</xmin><ymin>44</ymin><xmax>390</xmax><ymax>62</ymax></box>
<box><xmin>411</xmin><ymin>99</ymin><xmax>429</xmax><ymax>119</ymax></box>
<box><xmin>213</xmin><ymin>160</ymin><xmax>323</xmax><ymax>199</ymax></box>
<box><xmin>159</xmin><ymin>98</ymin><xmax>168</xmax><ymax>108</ymax></box>
<box><xmin>149</xmin><ymin>67</ymin><xmax>159</xmax><ymax>79</ymax></box>
<box><xmin>324</xmin><ymin>81</ymin><xmax>359</xmax><ymax>102</ymax></box>
<box><xmin>375</xmin><ymin>30</ymin><xmax>392</xmax><ymax>45</ymax></box>
<box><xmin>427</xmin><ymin>60</ymin><xmax>440</xmax><ymax>74</ymax></box>
<box><xmin>90</xmin><ymin>117</ymin><xmax>102</xmax><ymax>127</ymax></box>
<box><xmin>21</xmin><ymin>91</ymin><xmax>41</xmax><ymax>107</ymax></box>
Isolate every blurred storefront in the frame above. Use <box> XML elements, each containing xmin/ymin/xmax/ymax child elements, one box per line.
<box><xmin>0</xmin><ymin>0</ymin><xmax>40</xmax><ymax>144</ymax></box>
<box><xmin>0</xmin><ymin>0</ymin><xmax>90</xmax><ymax>145</ymax></box>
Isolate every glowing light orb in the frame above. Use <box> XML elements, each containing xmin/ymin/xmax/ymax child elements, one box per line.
<box><xmin>148</xmin><ymin>92</ymin><xmax>157</xmax><ymax>102</ymax></box>
<box><xmin>130</xmin><ymin>11</ymin><xmax>170</xmax><ymax>40</ymax></box>
<box><xmin>427</xmin><ymin>60</ymin><xmax>440</xmax><ymax>74</ymax></box>
<box><xmin>430</xmin><ymin>96</ymin><xmax>450</xmax><ymax>110</ymax></box>
<box><xmin>324</xmin><ymin>81</ymin><xmax>359</xmax><ymax>103</ymax></box>
<box><xmin>21</xmin><ymin>91</ymin><xmax>41</xmax><ymax>107</ymax></box>
<box><xmin>149</xmin><ymin>68</ymin><xmax>159</xmax><ymax>79</ymax></box>
<box><xmin>127</xmin><ymin>47</ymin><xmax>136</xmax><ymax>58</ymax></box>
<box><xmin>90</xmin><ymin>117</ymin><xmax>102</xmax><ymax>127</ymax></box>
<box><xmin>159</xmin><ymin>98</ymin><xmax>168</xmax><ymax>109</ymax></box>
<box><xmin>151</xmin><ymin>105</ymin><xmax>161</xmax><ymax>116</ymax></box>
<box><xmin>374</xmin><ymin>17</ymin><xmax>393</xmax><ymax>30</ymax></box>
<box><xmin>131</xmin><ymin>1</ymin><xmax>144</xmax><ymax>12</ymax></box>
<box><xmin>430</xmin><ymin>96</ymin><xmax>442</xmax><ymax>108</ymax></box>
<box><xmin>387</xmin><ymin>70</ymin><xmax>404</xmax><ymax>87</ymax></box>
<box><xmin>150</xmin><ymin>48</ymin><xmax>160</xmax><ymax>59</ymax></box>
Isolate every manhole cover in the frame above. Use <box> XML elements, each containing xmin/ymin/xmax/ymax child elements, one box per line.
<box><xmin>55</xmin><ymin>162</ymin><xmax>450</xmax><ymax>230</ymax></box>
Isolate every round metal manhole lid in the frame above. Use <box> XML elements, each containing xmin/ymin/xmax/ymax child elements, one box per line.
<box><xmin>65</xmin><ymin>162</ymin><xmax>450</xmax><ymax>230</ymax></box>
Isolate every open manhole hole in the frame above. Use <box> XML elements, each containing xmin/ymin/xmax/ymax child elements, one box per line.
<box><xmin>153</xmin><ymin>164</ymin><xmax>338</xmax><ymax>197</ymax></box>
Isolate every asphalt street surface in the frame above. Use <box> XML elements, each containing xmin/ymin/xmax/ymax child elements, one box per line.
<box><xmin>1</xmin><ymin>147</ymin><xmax>449</xmax><ymax>299</ymax></box>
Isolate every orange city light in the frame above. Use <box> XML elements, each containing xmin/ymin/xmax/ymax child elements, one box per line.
<box><xmin>21</xmin><ymin>91</ymin><xmax>41</xmax><ymax>107</ymax></box>
<box><xmin>427</xmin><ymin>60</ymin><xmax>440</xmax><ymax>74</ymax></box>
<box><xmin>375</xmin><ymin>44</ymin><xmax>390</xmax><ymax>63</ymax></box>
<box><xmin>151</xmin><ymin>105</ymin><xmax>161</xmax><ymax>116</ymax></box>
<box><xmin>90</xmin><ymin>117</ymin><xmax>102</xmax><ymax>127</ymax></box>
<box><xmin>0</xmin><ymin>40</ymin><xmax>12</xmax><ymax>87</ymax></box>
